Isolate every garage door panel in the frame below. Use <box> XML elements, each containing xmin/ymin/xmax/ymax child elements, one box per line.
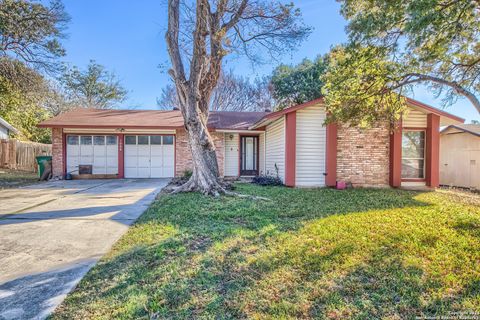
<box><xmin>150</xmin><ymin>155</ymin><xmax>163</xmax><ymax>167</ymax></box>
<box><xmin>163</xmin><ymin>167</ymin><xmax>174</xmax><ymax>177</ymax></box>
<box><xmin>151</xmin><ymin>145</ymin><xmax>162</xmax><ymax>156</ymax></box>
<box><xmin>93</xmin><ymin>166</ymin><xmax>107</xmax><ymax>174</ymax></box>
<box><xmin>106</xmin><ymin>157</ymin><xmax>118</xmax><ymax>167</ymax></box>
<box><xmin>123</xmin><ymin>135</ymin><xmax>175</xmax><ymax>178</ymax></box>
<box><xmin>150</xmin><ymin>168</ymin><xmax>163</xmax><ymax>178</ymax></box>
<box><xmin>79</xmin><ymin>156</ymin><xmax>93</xmax><ymax>165</ymax></box>
<box><xmin>67</xmin><ymin>145</ymin><xmax>79</xmax><ymax>157</ymax></box>
<box><xmin>106</xmin><ymin>167</ymin><xmax>118</xmax><ymax>174</ymax></box>
<box><xmin>138</xmin><ymin>156</ymin><xmax>150</xmax><ymax>168</ymax></box>
<box><xmin>125</xmin><ymin>167</ymin><xmax>137</xmax><ymax>178</ymax></box>
<box><xmin>93</xmin><ymin>157</ymin><xmax>106</xmax><ymax>168</ymax></box>
<box><xmin>93</xmin><ymin>145</ymin><xmax>106</xmax><ymax>155</ymax></box>
<box><xmin>81</xmin><ymin>145</ymin><xmax>94</xmax><ymax>156</ymax></box>
<box><xmin>125</xmin><ymin>145</ymin><xmax>137</xmax><ymax>156</ymax></box>
<box><xmin>138</xmin><ymin>145</ymin><xmax>150</xmax><ymax>155</ymax></box>
<box><xmin>137</xmin><ymin>167</ymin><xmax>150</xmax><ymax>178</ymax></box>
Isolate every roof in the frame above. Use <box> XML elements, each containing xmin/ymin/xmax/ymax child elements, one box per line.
<box><xmin>38</xmin><ymin>97</ymin><xmax>464</xmax><ymax>132</ymax></box>
<box><xmin>441</xmin><ymin>124</ymin><xmax>480</xmax><ymax>137</ymax></box>
<box><xmin>208</xmin><ymin>111</ymin><xmax>268</xmax><ymax>130</ymax></box>
<box><xmin>37</xmin><ymin>108</ymin><xmax>268</xmax><ymax>131</ymax></box>
<box><xmin>0</xmin><ymin>116</ymin><xmax>18</xmax><ymax>134</ymax></box>
<box><xmin>250</xmin><ymin>96</ymin><xmax>465</xmax><ymax>129</ymax></box>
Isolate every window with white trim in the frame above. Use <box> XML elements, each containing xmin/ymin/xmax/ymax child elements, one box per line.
<box><xmin>402</xmin><ymin>131</ymin><xmax>425</xmax><ymax>179</ymax></box>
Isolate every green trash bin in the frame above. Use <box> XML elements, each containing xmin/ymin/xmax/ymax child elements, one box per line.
<box><xmin>36</xmin><ymin>155</ymin><xmax>52</xmax><ymax>178</ymax></box>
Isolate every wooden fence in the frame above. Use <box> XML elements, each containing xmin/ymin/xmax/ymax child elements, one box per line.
<box><xmin>0</xmin><ymin>139</ymin><xmax>52</xmax><ymax>172</ymax></box>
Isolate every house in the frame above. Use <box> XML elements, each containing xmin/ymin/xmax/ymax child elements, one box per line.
<box><xmin>0</xmin><ymin>116</ymin><xmax>19</xmax><ymax>139</ymax></box>
<box><xmin>440</xmin><ymin>124</ymin><xmax>480</xmax><ymax>189</ymax></box>
<box><xmin>38</xmin><ymin>98</ymin><xmax>464</xmax><ymax>188</ymax></box>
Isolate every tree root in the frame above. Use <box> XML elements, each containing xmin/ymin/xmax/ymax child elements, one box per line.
<box><xmin>167</xmin><ymin>178</ymin><xmax>270</xmax><ymax>201</ymax></box>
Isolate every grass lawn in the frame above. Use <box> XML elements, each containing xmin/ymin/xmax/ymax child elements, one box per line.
<box><xmin>52</xmin><ymin>184</ymin><xmax>480</xmax><ymax>319</ymax></box>
<box><xmin>0</xmin><ymin>168</ymin><xmax>39</xmax><ymax>189</ymax></box>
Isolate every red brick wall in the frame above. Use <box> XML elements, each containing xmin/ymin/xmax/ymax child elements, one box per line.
<box><xmin>52</xmin><ymin>128</ymin><xmax>64</xmax><ymax>178</ymax></box>
<box><xmin>336</xmin><ymin>124</ymin><xmax>390</xmax><ymax>187</ymax></box>
<box><xmin>175</xmin><ymin>128</ymin><xmax>225</xmax><ymax>177</ymax></box>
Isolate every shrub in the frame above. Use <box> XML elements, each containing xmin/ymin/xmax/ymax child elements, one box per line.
<box><xmin>252</xmin><ymin>175</ymin><xmax>283</xmax><ymax>186</ymax></box>
<box><xmin>183</xmin><ymin>170</ymin><xmax>193</xmax><ymax>180</ymax></box>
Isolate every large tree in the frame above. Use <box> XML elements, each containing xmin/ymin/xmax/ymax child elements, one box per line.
<box><xmin>0</xmin><ymin>58</ymin><xmax>54</xmax><ymax>142</ymax></box>
<box><xmin>158</xmin><ymin>69</ymin><xmax>273</xmax><ymax>111</ymax></box>
<box><xmin>0</xmin><ymin>0</ymin><xmax>69</xmax><ymax>74</ymax></box>
<box><xmin>271</xmin><ymin>55</ymin><xmax>328</xmax><ymax>109</ymax></box>
<box><xmin>322</xmin><ymin>0</ymin><xmax>480</xmax><ymax>126</ymax></box>
<box><xmin>60</xmin><ymin>61</ymin><xmax>128</xmax><ymax>109</ymax></box>
<box><xmin>165</xmin><ymin>0</ymin><xmax>310</xmax><ymax>195</ymax></box>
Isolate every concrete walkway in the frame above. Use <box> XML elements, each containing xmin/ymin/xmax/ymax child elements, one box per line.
<box><xmin>0</xmin><ymin>179</ymin><xmax>168</xmax><ymax>320</ymax></box>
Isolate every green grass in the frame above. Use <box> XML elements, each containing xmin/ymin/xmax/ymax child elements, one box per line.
<box><xmin>0</xmin><ymin>169</ymin><xmax>39</xmax><ymax>189</ymax></box>
<box><xmin>51</xmin><ymin>184</ymin><xmax>480</xmax><ymax>319</ymax></box>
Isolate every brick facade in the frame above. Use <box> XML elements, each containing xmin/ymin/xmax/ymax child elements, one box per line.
<box><xmin>51</xmin><ymin>128</ymin><xmax>64</xmax><ymax>178</ymax></box>
<box><xmin>175</xmin><ymin>128</ymin><xmax>225</xmax><ymax>178</ymax></box>
<box><xmin>336</xmin><ymin>124</ymin><xmax>391</xmax><ymax>187</ymax></box>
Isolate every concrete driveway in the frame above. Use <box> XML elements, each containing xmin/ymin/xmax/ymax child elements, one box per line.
<box><xmin>0</xmin><ymin>179</ymin><xmax>168</xmax><ymax>320</ymax></box>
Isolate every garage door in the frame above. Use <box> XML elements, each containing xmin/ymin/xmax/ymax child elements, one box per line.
<box><xmin>66</xmin><ymin>135</ymin><xmax>119</xmax><ymax>175</ymax></box>
<box><xmin>124</xmin><ymin>135</ymin><xmax>175</xmax><ymax>178</ymax></box>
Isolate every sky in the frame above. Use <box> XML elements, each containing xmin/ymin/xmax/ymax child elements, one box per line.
<box><xmin>62</xmin><ymin>0</ymin><xmax>479</xmax><ymax>123</ymax></box>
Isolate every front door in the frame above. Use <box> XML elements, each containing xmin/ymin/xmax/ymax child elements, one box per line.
<box><xmin>240</xmin><ymin>136</ymin><xmax>259</xmax><ymax>176</ymax></box>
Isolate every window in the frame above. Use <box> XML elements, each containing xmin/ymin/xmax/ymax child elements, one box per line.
<box><xmin>138</xmin><ymin>136</ymin><xmax>149</xmax><ymax>145</ymax></box>
<box><xmin>150</xmin><ymin>136</ymin><xmax>162</xmax><ymax>145</ymax></box>
<box><xmin>94</xmin><ymin>136</ymin><xmax>105</xmax><ymax>145</ymax></box>
<box><xmin>80</xmin><ymin>136</ymin><xmax>92</xmax><ymax>145</ymax></box>
<box><xmin>402</xmin><ymin>131</ymin><xmax>425</xmax><ymax>179</ymax></box>
<box><xmin>163</xmin><ymin>135</ymin><xmax>174</xmax><ymax>145</ymax></box>
<box><xmin>125</xmin><ymin>136</ymin><xmax>136</xmax><ymax>145</ymax></box>
<box><xmin>67</xmin><ymin>136</ymin><xmax>79</xmax><ymax>145</ymax></box>
<box><xmin>106</xmin><ymin>136</ymin><xmax>117</xmax><ymax>145</ymax></box>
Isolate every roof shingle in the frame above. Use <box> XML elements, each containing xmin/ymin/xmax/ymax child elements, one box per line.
<box><xmin>38</xmin><ymin>108</ymin><xmax>268</xmax><ymax>131</ymax></box>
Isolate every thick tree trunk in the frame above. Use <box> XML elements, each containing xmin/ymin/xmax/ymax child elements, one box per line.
<box><xmin>175</xmin><ymin>94</ymin><xmax>227</xmax><ymax>196</ymax></box>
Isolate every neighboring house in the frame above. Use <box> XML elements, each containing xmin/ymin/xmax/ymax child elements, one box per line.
<box><xmin>38</xmin><ymin>97</ymin><xmax>463</xmax><ymax>188</ymax></box>
<box><xmin>0</xmin><ymin>116</ymin><xmax>19</xmax><ymax>139</ymax></box>
<box><xmin>440</xmin><ymin>124</ymin><xmax>480</xmax><ymax>189</ymax></box>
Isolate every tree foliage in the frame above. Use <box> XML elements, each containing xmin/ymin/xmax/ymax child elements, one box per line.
<box><xmin>322</xmin><ymin>45</ymin><xmax>407</xmax><ymax>126</ymax></box>
<box><xmin>271</xmin><ymin>55</ymin><xmax>328</xmax><ymax>109</ymax></box>
<box><xmin>158</xmin><ymin>69</ymin><xmax>273</xmax><ymax>111</ymax></box>
<box><xmin>0</xmin><ymin>59</ymin><xmax>53</xmax><ymax>142</ymax></box>
<box><xmin>322</xmin><ymin>0</ymin><xmax>480</xmax><ymax>126</ymax></box>
<box><xmin>60</xmin><ymin>61</ymin><xmax>127</xmax><ymax>109</ymax></box>
<box><xmin>165</xmin><ymin>0</ymin><xmax>310</xmax><ymax>195</ymax></box>
<box><xmin>0</xmin><ymin>0</ymin><xmax>69</xmax><ymax>73</ymax></box>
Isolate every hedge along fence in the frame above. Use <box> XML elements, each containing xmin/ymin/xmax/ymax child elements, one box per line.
<box><xmin>0</xmin><ymin>139</ymin><xmax>52</xmax><ymax>172</ymax></box>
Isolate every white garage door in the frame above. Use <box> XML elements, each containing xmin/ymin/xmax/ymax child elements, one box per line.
<box><xmin>124</xmin><ymin>135</ymin><xmax>175</xmax><ymax>178</ymax></box>
<box><xmin>66</xmin><ymin>135</ymin><xmax>119</xmax><ymax>175</ymax></box>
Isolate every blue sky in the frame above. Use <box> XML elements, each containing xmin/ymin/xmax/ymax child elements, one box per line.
<box><xmin>62</xmin><ymin>0</ymin><xmax>479</xmax><ymax>122</ymax></box>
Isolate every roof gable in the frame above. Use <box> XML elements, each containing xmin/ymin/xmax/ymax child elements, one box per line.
<box><xmin>441</xmin><ymin>124</ymin><xmax>480</xmax><ymax>137</ymax></box>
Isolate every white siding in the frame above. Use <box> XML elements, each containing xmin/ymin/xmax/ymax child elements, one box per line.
<box><xmin>440</xmin><ymin>132</ymin><xmax>480</xmax><ymax>189</ymax></box>
<box><xmin>295</xmin><ymin>104</ymin><xmax>327</xmax><ymax>187</ymax></box>
<box><xmin>259</xmin><ymin>132</ymin><xmax>265</xmax><ymax>175</ymax></box>
<box><xmin>265</xmin><ymin>117</ymin><xmax>285</xmax><ymax>181</ymax></box>
<box><xmin>404</xmin><ymin>108</ymin><xmax>427</xmax><ymax>128</ymax></box>
<box><xmin>224</xmin><ymin>133</ymin><xmax>239</xmax><ymax>176</ymax></box>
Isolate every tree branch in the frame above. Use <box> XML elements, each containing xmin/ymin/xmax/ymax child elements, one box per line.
<box><xmin>394</xmin><ymin>73</ymin><xmax>480</xmax><ymax>114</ymax></box>
<box><xmin>165</xmin><ymin>0</ymin><xmax>187</xmax><ymax>105</ymax></box>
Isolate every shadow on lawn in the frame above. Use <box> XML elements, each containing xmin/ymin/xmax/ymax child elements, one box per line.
<box><xmin>51</xmin><ymin>187</ymin><xmax>480</xmax><ymax>319</ymax></box>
